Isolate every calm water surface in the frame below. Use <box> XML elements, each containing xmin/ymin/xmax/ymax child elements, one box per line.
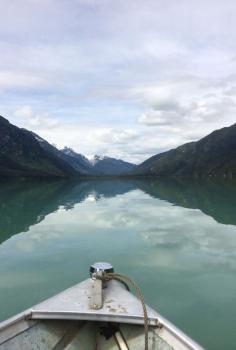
<box><xmin>0</xmin><ymin>178</ymin><xmax>236</xmax><ymax>350</ymax></box>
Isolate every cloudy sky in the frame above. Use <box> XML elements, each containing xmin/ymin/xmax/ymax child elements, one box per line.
<box><xmin>1</xmin><ymin>0</ymin><xmax>236</xmax><ymax>163</ymax></box>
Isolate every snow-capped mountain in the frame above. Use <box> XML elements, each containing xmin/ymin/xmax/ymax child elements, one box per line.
<box><xmin>89</xmin><ymin>155</ymin><xmax>106</xmax><ymax>166</ymax></box>
<box><xmin>88</xmin><ymin>154</ymin><xmax>135</xmax><ymax>175</ymax></box>
<box><xmin>60</xmin><ymin>147</ymin><xmax>94</xmax><ymax>174</ymax></box>
<box><xmin>61</xmin><ymin>149</ymin><xmax>136</xmax><ymax>176</ymax></box>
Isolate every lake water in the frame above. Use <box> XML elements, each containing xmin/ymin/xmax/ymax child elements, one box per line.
<box><xmin>0</xmin><ymin>178</ymin><xmax>236</xmax><ymax>350</ymax></box>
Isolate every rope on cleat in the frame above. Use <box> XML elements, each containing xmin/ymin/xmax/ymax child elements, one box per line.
<box><xmin>93</xmin><ymin>272</ymin><xmax>149</xmax><ymax>350</ymax></box>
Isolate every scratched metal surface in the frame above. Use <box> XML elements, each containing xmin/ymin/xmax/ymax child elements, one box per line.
<box><xmin>31</xmin><ymin>279</ymin><xmax>160</xmax><ymax>325</ymax></box>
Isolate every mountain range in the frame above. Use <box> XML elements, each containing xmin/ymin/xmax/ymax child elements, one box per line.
<box><xmin>60</xmin><ymin>147</ymin><xmax>135</xmax><ymax>176</ymax></box>
<box><xmin>0</xmin><ymin>116</ymin><xmax>135</xmax><ymax>178</ymax></box>
<box><xmin>1</xmin><ymin>114</ymin><xmax>236</xmax><ymax>178</ymax></box>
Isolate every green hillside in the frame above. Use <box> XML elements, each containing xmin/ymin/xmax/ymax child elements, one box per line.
<box><xmin>132</xmin><ymin>123</ymin><xmax>236</xmax><ymax>178</ymax></box>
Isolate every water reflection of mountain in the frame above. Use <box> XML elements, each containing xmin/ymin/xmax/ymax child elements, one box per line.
<box><xmin>0</xmin><ymin>180</ymin><xmax>67</xmax><ymax>244</ymax></box>
<box><xmin>139</xmin><ymin>178</ymin><xmax>236</xmax><ymax>226</ymax></box>
<box><xmin>1</xmin><ymin>178</ymin><xmax>236</xmax><ymax>245</ymax></box>
<box><xmin>0</xmin><ymin>179</ymin><xmax>139</xmax><ymax>244</ymax></box>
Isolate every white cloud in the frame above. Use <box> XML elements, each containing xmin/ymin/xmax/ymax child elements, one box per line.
<box><xmin>14</xmin><ymin>105</ymin><xmax>33</xmax><ymax>119</ymax></box>
<box><xmin>138</xmin><ymin>109</ymin><xmax>182</xmax><ymax>126</ymax></box>
<box><xmin>0</xmin><ymin>70</ymin><xmax>47</xmax><ymax>90</ymax></box>
<box><xmin>134</xmin><ymin>78</ymin><xmax>236</xmax><ymax>152</ymax></box>
<box><xmin>91</xmin><ymin>128</ymin><xmax>139</xmax><ymax>144</ymax></box>
<box><xmin>14</xmin><ymin>106</ymin><xmax>60</xmax><ymax>130</ymax></box>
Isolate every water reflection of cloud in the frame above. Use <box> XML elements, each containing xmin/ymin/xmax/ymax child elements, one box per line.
<box><xmin>137</xmin><ymin>212</ymin><xmax>236</xmax><ymax>272</ymax></box>
<box><xmin>1</xmin><ymin>189</ymin><xmax>236</xmax><ymax>272</ymax></box>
